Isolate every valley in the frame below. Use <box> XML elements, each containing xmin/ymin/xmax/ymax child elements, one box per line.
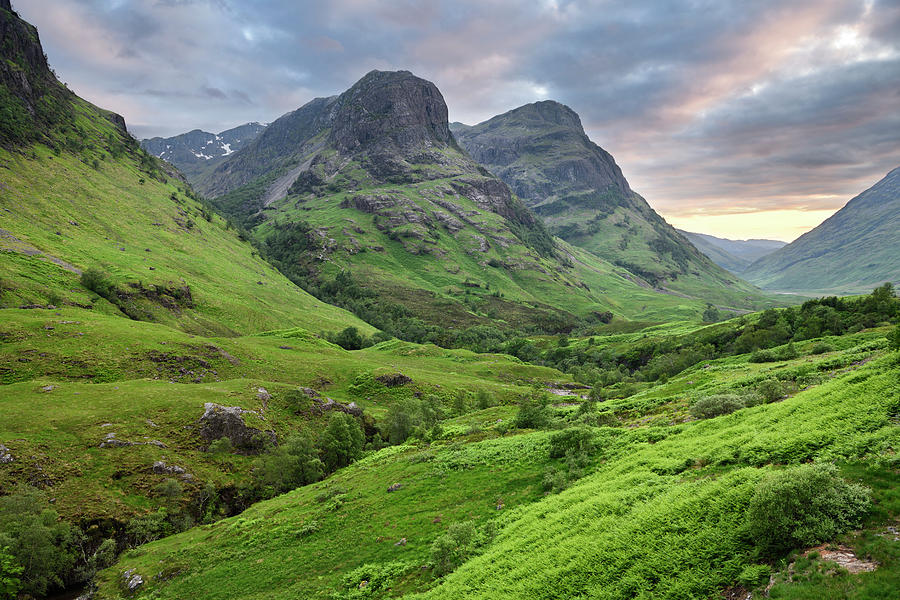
<box><xmin>1</xmin><ymin>1</ymin><xmax>898</xmax><ymax>600</ymax></box>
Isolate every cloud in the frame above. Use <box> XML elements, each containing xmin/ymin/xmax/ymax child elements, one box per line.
<box><xmin>13</xmin><ymin>0</ymin><xmax>900</xmax><ymax>241</ymax></box>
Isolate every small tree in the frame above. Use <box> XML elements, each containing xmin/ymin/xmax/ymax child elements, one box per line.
<box><xmin>888</xmin><ymin>323</ymin><xmax>900</xmax><ymax>351</ymax></box>
<box><xmin>331</xmin><ymin>326</ymin><xmax>366</xmax><ymax>350</ymax></box>
<box><xmin>430</xmin><ymin>522</ymin><xmax>476</xmax><ymax>577</ymax></box>
<box><xmin>702</xmin><ymin>303</ymin><xmax>721</xmax><ymax>323</ymax></box>
<box><xmin>0</xmin><ymin>547</ymin><xmax>23</xmax><ymax>600</ymax></box>
<box><xmin>253</xmin><ymin>433</ymin><xmax>324</xmax><ymax>494</ymax></box>
<box><xmin>514</xmin><ymin>389</ymin><xmax>550</xmax><ymax>429</ymax></box>
<box><xmin>320</xmin><ymin>412</ymin><xmax>365</xmax><ymax>471</ymax></box>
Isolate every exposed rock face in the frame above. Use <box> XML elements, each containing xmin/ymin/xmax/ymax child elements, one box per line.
<box><xmin>198</xmin><ymin>403</ymin><xmax>276</xmax><ymax>451</ymax></box>
<box><xmin>452</xmin><ymin>100</ymin><xmax>630</xmax><ymax>215</ymax></box>
<box><xmin>375</xmin><ymin>372</ymin><xmax>413</xmax><ymax>387</ymax></box>
<box><xmin>330</xmin><ymin>70</ymin><xmax>454</xmax><ymax>154</ymax></box>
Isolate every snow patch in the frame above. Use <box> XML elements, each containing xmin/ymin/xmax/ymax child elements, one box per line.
<box><xmin>221</xmin><ymin>143</ymin><xmax>234</xmax><ymax>156</ymax></box>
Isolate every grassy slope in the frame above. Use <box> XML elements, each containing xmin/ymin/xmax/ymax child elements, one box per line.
<box><xmin>0</xmin><ymin>305</ymin><xmax>566</xmax><ymax>524</ymax></box>
<box><xmin>0</xmin><ymin>99</ymin><xmax>370</xmax><ymax>336</ymax></box>
<box><xmin>255</xmin><ymin>177</ymin><xmax>780</xmax><ymax>326</ymax></box>
<box><xmin>93</xmin><ymin>325</ymin><xmax>899</xmax><ymax>600</ymax></box>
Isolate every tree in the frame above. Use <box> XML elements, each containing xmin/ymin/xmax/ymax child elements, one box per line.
<box><xmin>320</xmin><ymin>413</ymin><xmax>365</xmax><ymax>471</ymax></box>
<box><xmin>0</xmin><ymin>547</ymin><xmax>22</xmax><ymax>600</ymax></box>
<box><xmin>331</xmin><ymin>326</ymin><xmax>366</xmax><ymax>350</ymax></box>
<box><xmin>0</xmin><ymin>486</ymin><xmax>75</xmax><ymax>597</ymax></box>
<box><xmin>254</xmin><ymin>434</ymin><xmax>324</xmax><ymax>494</ymax></box>
<box><xmin>888</xmin><ymin>324</ymin><xmax>900</xmax><ymax>352</ymax></box>
<box><xmin>702</xmin><ymin>303</ymin><xmax>721</xmax><ymax>323</ymax></box>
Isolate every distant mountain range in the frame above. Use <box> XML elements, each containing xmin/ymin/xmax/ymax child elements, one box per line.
<box><xmin>676</xmin><ymin>230</ymin><xmax>785</xmax><ymax>274</ymax></box>
<box><xmin>141</xmin><ymin>122</ymin><xmax>266</xmax><ymax>181</ymax></box>
<box><xmin>742</xmin><ymin>167</ymin><xmax>900</xmax><ymax>295</ymax></box>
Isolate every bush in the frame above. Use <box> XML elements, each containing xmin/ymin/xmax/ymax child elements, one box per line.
<box><xmin>756</xmin><ymin>379</ymin><xmax>785</xmax><ymax>403</ymax></box>
<box><xmin>747</xmin><ymin>463</ymin><xmax>870</xmax><ymax>556</ymax></box>
<box><xmin>808</xmin><ymin>342</ymin><xmax>834</xmax><ymax>355</ymax></box>
<box><xmin>737</xmin><ymin>564</ymin><xmax>771</xmax><ymax>588</ymax></box>
<box><xmin>80</xmin><ymin>267</ymin><xmax>113</xmax><ymax>299</ymax></box>
<box><xmin>320</xmin><ymin>412</ymin><xmax>365</xmax><ymax>471</ymax></box>
<box><xmin>689</xmin><ymin>394</ymin><xmax>745</xmax><ymax>419</ymax></box>
<box><xmin>889</xmin><ymin>324</ymin><xmax>900</xmax><ymax>351</ymax></box>
<box><xmin>549</xmin><ymin>427</ymin><xmax>594</xmax><ymax>459</ymax></box>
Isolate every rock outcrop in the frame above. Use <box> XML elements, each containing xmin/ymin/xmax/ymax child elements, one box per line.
<box><xmin>198</xmin><ymin>403</ymin><xmax>276</xmax><ymax>452</ymax></box>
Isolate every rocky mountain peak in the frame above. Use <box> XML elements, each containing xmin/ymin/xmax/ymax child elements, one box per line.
<box><xmin>504</xmin><ymin>100</ymin><xmax>584</xmax><ymax>131</ymax></box>
<box><xmin>330</xmin><ymin>70</ymin><xmax>454</xmax><ymax>154</ymax></box>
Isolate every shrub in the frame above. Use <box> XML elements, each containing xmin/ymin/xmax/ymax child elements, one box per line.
<box><xmin>747</xmin><ymin>463</ymin><xmax>870</xmax><ymax>556</ymax></box>
<box><xmin>889</xmin><ymin>324</ymin><xmax>900</xmax><ymax>351</ymax></box>
<box><xmin>756</xmin><ymin>379</ymin><xmax>785</xmax><ymax>403</ymax></box>
<box><xmin>330</xmin><ymin>326</ymin><xmax>369</xmax><ymax>350</ymax></box>
<box><xmin>808</xmin><ymin>342</ymin><xmax>834</xmax><ymax>355</ymax></box>
<box><xmin>689</xmin><ymin>394</ymin><xmax>745</xmax><ymax>419</ymax></box>
<box><xmin>431</xmin><ymin>521</ymin><xmax>475</xmax><ymax>577</ymax></box>
<box><xmin>207</xmin><ymin>437</ymin><xmax>233</xmax><ymax>455</ymax></box>
<box><xmin>320</xmin><ymin>412</ymin><xmax>365</xmax><ymax>471</ymax></box>
<box><xmin>80</xmin><ymin>267</ymin><xmax>113</xmax><ymax>299</ymax></box>
<box><xmin>549</xmin><ymin>427</ymin><xmax>594</xmax><ymax>459</ymax></box>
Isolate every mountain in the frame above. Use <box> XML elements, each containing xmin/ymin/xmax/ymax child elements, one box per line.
<box><xmin>141</xmin><ymin>122</ymin><xmax>266</xmax><ymax>181</ymax></box>
<box><xmin>451</xmin><ymin>101</ymin><xmax>765</xmax><ymax>307</ymax></box>
<box><xmin>676</xmin><ymin>230</ymin><xmax>785</xmax><ymax>274</ymax></box>
<box><xmin>199</xmin><ymin>74</ymin><xmax>775</xmax><ymax>330</ymax></box>
<box><xmin>0</xmin><ymin>0</ymin><xmax>368</xmax><ymax>336</ymax></box>
<box><xmin>197</xmin><ymin>70</ymin><xmax>731</xmax><ymax>329</ymax></box>
<box><xmin>743</xmin><ymin>167</ymin><xmax>900</xmax><ymax>294</ymax></box>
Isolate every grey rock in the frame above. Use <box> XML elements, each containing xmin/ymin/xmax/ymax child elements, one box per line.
<box><xmin>0</xmin><ymin>444</ymin><xmax>13</xmax><ymax>464</ymax></box>
<box><xmin>198</xmin><ymin>403</ymin><xmax>275</xmax><ymax>452</ymax></box>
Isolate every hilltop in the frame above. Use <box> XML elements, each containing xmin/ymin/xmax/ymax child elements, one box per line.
<box><xmin>743</xmin><ymin>167</ymin><xmax>900</xmax><ymax>295</ymax></box>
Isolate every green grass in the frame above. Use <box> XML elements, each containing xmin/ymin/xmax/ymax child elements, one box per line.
<box><xmin>0</xmin><ymin>304</ymin><xmax>568</xmax><ymax>524</ymax></box>
<box><xmin>91</xmin><ymin>332</ymin><xmax>900</xmax><ymax>599</ymax></box>
<box><xmin>0</xmin><ymin>98</ymin><xmax>371</xmax><ymax>337</ymax></box>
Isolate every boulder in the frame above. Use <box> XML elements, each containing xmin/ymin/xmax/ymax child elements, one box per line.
<box><xmin>375</xmin><ymin>373</ymin><xmax>413</xmax><ymax>387</ymax></box>
<box><xmin>198</xmin><ymin>403</ymin><xmax>276</xmax><ymax>452</ymax></box>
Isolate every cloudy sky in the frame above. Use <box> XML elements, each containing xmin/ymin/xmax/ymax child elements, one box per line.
<box><xmin>17</xmin><ymin>0</ymin><xmax>900</xmax><ymax>241</ymax></box>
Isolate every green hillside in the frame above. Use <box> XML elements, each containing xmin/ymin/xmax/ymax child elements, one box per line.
<box><xmin>743</xmin><ymin>167</ymin><xmax>900</xmax><ymax>295</ymax></box>
<box><xmin>451</xmin><ymin>101</ymin><xmax>770</xmax><ymax>309</ymax></box>
<box><xmin>92</xmin><ymin>296</ymin><xmax>900</xmax><ymax>599</ymax></box>
<box><xmin>1</xmin><ymin>3</ymin><xmax>898</xmax><ymax>600</ymax></box>
<box><xmin>0</xmin><ymin>4</ymin><xmax>367</xmax><ymax>337</ymax></box>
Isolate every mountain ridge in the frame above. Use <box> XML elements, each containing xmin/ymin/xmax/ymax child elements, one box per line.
<box><xmin>452</xmin><ymin>100</ymin><xmax>767</xmax><ymax>307</ymax></box>
<box><xmin>743</xmin><ymin>167</ymin><xmax>900</xmax><ymax>294</ymax></box>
